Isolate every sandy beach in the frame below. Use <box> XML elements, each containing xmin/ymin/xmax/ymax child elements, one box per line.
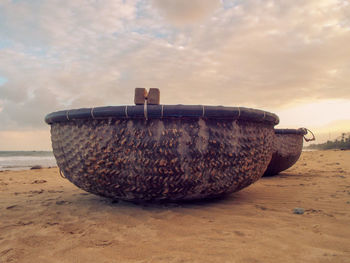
<box><xmin>0</xmin><ymin>150</ymin><xmax>349</xmax><ymax>263</ymax></box>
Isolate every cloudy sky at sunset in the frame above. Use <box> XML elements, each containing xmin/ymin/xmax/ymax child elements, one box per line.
<box><xmin>0</xmin><ymin>0</ymin><xmax>350</xmax><ymax>150</ymax></box>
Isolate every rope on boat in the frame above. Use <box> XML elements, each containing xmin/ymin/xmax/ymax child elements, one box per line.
<box><xmin>161</xmin><ymin>105</ymin><xmax>164</xmax><ymax>118</ymax></box>
<box><xmin>91</xmin><ymin>107</ymin><xmax>95</xmax><ymax>119</ymax></box>
<box><xmin>125</xmin><ymin>106</ymin><xmax>129</xmax><ymax>118</ymax></box>
<box><xmin>303</xmin><ymin>128</ymin><xmax>316</xmax><ymax>142</ymax></box>
<box><xmin>144</xmin><ymin>99</ymin><xmax>148</xmax><ymax>120</ymax></box>
<box><xmin>59</xmin><ymin>168</ymin><xmax>66</xmax><ymax>179</ymax></box>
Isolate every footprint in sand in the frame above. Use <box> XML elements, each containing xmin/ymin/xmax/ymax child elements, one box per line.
<box><xmin>0</xmin><ymin>248</ymin><xmax>25</xmax><ymax>263</ymax></box>
<box><xmin>255</xmin><ymin>205</ymin><xmax>268</xmax><ymax>211</ymax></box>
<box><xmin>29</xmin><ymin>189</ymin><xmax>44</xmax><ymax>194</ymax></box>
<box><xmin>27</xmin><ymin>189</ymin><xmax>45</xmax><ymax>197</ymax></box>
<box><xmin>305</xmin><ymin>209</ymin><xmax>334</xmax><ymax>217</ymax></box>
<box><xmin>14</xmin><ymin>221</ymin><xmax>34</xmax><ymax>226</ymax></box>
<box><xmin>31</xmin><ymin>180</ymin><xmax>47</xmax><ymax>184</ymax></box>
<box><xmin>59</xmin><ymin>223</ymin><xmax>85</xmax><ymax>235</ymax></box>
<box><xmin>233</xmin><ymin>230</ymin><xmax>245</xmax><ymax>237</ymax></box>
<box><xmin>48</xmin><ymin>190</ymin><xmax>64</xmax><ymax>193</ymax></box>
<box><xmin>0</xmin><ymin>248</ymin><xmax>14</xmax><ymax>258</ymax></box>
<box><xmin>55</xmin><ymin>200</ymin><xmax>71</xmax><ymax>205</ymax></box>
<box><xmin>44</xmin><ymin>222</ymin><xmax>59</xmax><ymax>228</ymax></box>
<box><xmin>19</xmin><ymin>235</ymin><xmax>54</xmax><ymax>248</ymax></box>
<box><xmin>13</xmin><ymin>190</ymin><xmax>45</xmax><ymax>196</ymax></box>
<box><xmin>94</xmin><ymin>240</ymin><xmax>113</xmax><ymax>247</ymax></box>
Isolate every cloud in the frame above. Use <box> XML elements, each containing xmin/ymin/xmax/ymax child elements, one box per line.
<box><xmin>0</xmin><ymin>0</ymin><xmax>350</xmax><ymax>136</ymax></box>
<box><xmin>152</xmin><ymin>0</ymin><xmax>221</xmax><ymax>25</ymax></box>
<box><xmin>0</xmin><ymin>0</ymin><xmax>136</xmax><ymax>47</ymax></box>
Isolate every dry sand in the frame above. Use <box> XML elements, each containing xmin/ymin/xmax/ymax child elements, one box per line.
<box><xmin>0</xmin><ymin>150</ymin><xmax>349</xmax><ymax>263</ymax></box>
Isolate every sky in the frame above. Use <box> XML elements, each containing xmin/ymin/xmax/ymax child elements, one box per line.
<box><xmin>0</xmin><ymin>0</ymin><xmax>350</xmax><ymax>150</ymax></box>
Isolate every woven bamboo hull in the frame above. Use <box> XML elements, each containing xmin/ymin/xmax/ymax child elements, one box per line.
<box><xmin>51</xmin><ymin>118</ymin><xmax>275</xmax><ymax>201</ymax></box>
<box><xmin>263</xmin><ymin>133</ymin><xmax>303</xmax><ymax>176</ymax></box>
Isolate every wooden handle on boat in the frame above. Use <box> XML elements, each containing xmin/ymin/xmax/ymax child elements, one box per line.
<box><xmin>134</xmin><ymin>88</ymin><xmax>160</xmax><ymax>105</ymax></box>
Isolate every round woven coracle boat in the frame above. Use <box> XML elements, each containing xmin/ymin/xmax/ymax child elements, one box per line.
<box><xmin>263</xmin><ymin>128</ymin><xmax>314</xmax><ymax>176</ymax></box>
<box><xmin>45</xmin><ymin>103</ymin><xmax>279</xmax><ymax>201</ymax></box>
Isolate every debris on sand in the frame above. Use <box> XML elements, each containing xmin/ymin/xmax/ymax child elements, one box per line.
<box><xmin>30</xmin><ymin>165</ymin><xmax>43</xmax><ymax>170</ymax></box>
<box><xmin>293</xmin><ymin>207</ymin><xmax>305</xmax><ymax>214</ymax></box>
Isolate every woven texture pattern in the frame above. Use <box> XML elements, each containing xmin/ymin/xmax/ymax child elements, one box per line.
<box><xmin>51</xmin><ymin>118</ymin><xmax>274</xmax><ymax>201</ymax></box>
<box><xmin>264</xmin><ymin>134</ymin><xmax>303</xmax><ymax>176</ymax></box>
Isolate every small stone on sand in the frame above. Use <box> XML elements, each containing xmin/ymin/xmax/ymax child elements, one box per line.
<box><xmin>31</xmin><ymin>165</ymin><xmax>43</xmax><ymax>170</ymax></box>
<box><xmin>293</xmin><ymin>207</ymin><xmax>305</xmax><ymax>214</ymax></box>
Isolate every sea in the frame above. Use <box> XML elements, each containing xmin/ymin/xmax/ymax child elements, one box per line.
<box><xmin>0</xmin><ymin>151</ymin><xmax>57</xmax><ymax>171</ymax></box>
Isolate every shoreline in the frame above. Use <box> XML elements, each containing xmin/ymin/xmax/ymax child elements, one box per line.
<box><xmin>1</xmin><ymin>150</ymin><xmax>349</xmax><ymax>262</ymax></box>
<box><xmin>0</xmin><ymin>151</ymin><xmax>56</xmax><ymax>172</ymax></box>
<box><xmin>0</xmin><ymin>166</ymin><xmax>57</xmax><ymax>172</ymax></box>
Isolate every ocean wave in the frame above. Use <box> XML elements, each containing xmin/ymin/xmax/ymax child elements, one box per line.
<box><xmin>0</xmin><ymin>151</ymin><xmax>57</xmax><ymax>171</ymax></box>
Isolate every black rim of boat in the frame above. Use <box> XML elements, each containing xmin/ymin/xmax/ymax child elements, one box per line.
<box><xmin>45</xmin><ymin>105</ymin><xmax>279</xmax><ymax>125</ymax></box>
<box><xmin>275</xmin><ymin>128</ymin><xmax>307</xmax><ymax>135</ymax></box>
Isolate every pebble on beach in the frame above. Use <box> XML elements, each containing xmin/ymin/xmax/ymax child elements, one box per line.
<box><xmin>293</xmin><ymin>207</ymin><xmax>305</xmax><ymax>214</ymax></box>
<box><xmin>30</xmin><ymin>165</ymin><xmax>43</xmax><ymax>170</ymax></box>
